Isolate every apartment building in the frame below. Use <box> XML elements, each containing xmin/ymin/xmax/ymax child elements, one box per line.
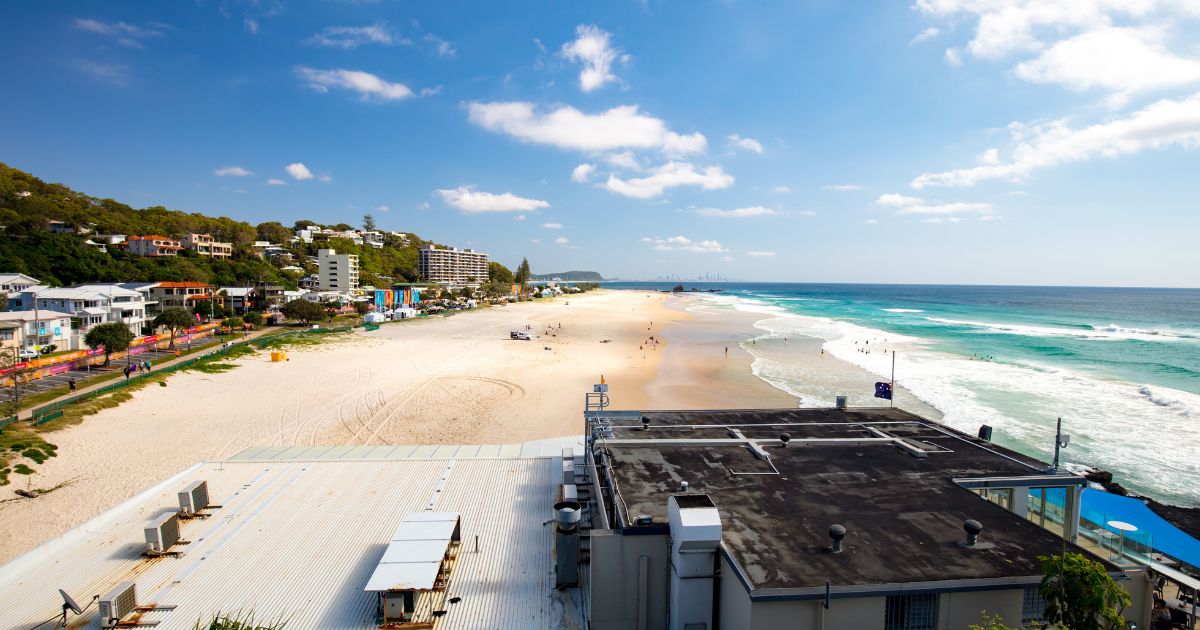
<box><xmin>318</xmin><ymin>248</ymin><xmax>360</xmax><ymax>292</ymax></box>
<box><xmin>125</xmin><ymin>235</ymin><xmax>183</xmax><ymax>257</ymax></box>
<box><xmin>0</xmin><ymin>310</ymin><xmax>74</xmax><ymax>352</ymax></box>
<box><xmin>182</xmin><ymin>233</ymin><xmax>234</xmax><ymax>259</ymax></box>
<box><xmin>0</xmin><ymin>273</ymin><xmax>40</xmax><ymax>296</ymax></box>
<box><xmin>13</xmin><ymin>285</ymin><xmax>148</xmax><ymax>337</ymax></box>
<box><xmin>418</xmin><ymin>245</ymin><xmax>490</xmax><ymax>286</ymax></box>
<box><xmin>148</xmin><ymin>282</ymin><xmax>217</xmax><ymax>312</ymax></box>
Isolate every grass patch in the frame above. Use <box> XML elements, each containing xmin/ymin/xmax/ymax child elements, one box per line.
<box><xmin>0</xmin><ymin>425</ymin><xmax>58</xmax><ymax>484</ymax></box>
<box><xmin>189</xmin><ymin>362</ymin><xmax>238</xmax><ymax>374</ymax></box>
<box><xmin>255</xmin><ymin>331</ymin><xmax>349</xmax><ymax>351</ymax></box>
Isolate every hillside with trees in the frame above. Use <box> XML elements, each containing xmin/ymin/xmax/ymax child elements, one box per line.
<box><xmin>0</xmin><ymin>162</ymin><xmax>504</xmax><ymax>289</ymax></box>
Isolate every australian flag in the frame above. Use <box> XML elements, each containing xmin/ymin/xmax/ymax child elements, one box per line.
<box><xmin>874</xmin><ymin>382</ymin><xmax>893</xmax><ymax>400</ymax></box>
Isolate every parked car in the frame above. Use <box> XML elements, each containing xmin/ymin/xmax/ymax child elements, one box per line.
<box><xmin>510</xmin><ymin>331</ymin><xmax>532</xmax><ymax>340</ymax></box>
<box><xmin>18</xmin><ymin>349</ymin><xmax>39</xmax><ymax>360</ymax></box>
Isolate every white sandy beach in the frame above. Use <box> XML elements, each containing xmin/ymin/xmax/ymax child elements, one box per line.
<box><xmin>0</xmin><ymin>289</ymin><xmax>938</xmax><ymax>564</ymax></box>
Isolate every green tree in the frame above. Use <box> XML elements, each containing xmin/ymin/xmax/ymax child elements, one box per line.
<box><xmin>514</xmin><ymin>258</ymin><xmax>531</xmax><ymax>285</ymax></box>
<box><xmin>84</xmin><ymin>322</ymin><xmax>135</xmax><ymax>366</ymax></box>
<box><xmin>362</xmin><ymin>214</ymin><xmax>377</xmax><ymax>232</ymax></box>
<box><xmin>352</xmin><ymin>301</ymin><xmax>370</xmax><ymax>315</ymax></box>
<box><xmin>1040</xmin><ymin>552</ymin><xmax>1131</xmax><ymax>630</ymax></box>
<box><xmin>222</xmin><ymin>316</ymin><xmax>245</xmax><ymax>329</ymax></box>
<box><xmin>243</xmin><ymin>311</ymin><xmax>263</xmax><ymax>327</ymax></box>
<box><xmin>154</xmin><ymin>307</ymin><xmax>194</xmax><ymax>349</ymax></box>
<box><xmin>488</xmin><ymin>261</ymin><xmax>514</xmax><ymax>284</ymax></box>
<box><xmin>256</xmin><ymin>221</ymin><xmax>292</xmax><ymax>244</ymax></box>
<box><xmin>281</xmin><ymin>299</ymin><xmax>325</xmax><ymax>324</ymax></box>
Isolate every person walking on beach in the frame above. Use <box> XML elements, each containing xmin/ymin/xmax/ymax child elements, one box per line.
<box><xmin>123</xmin><ymin>365</ymin><xmax>131</xmax><ymax>379</ymax></box>
<box><xmin>724</xmin><ymin>346</ymin><xmax>729</xmax><ymax>356</ymax></box>
<box><xmin>68</xmin><ymin>378</ymin><xmax>76</xmax><ymax>392</ymax></box>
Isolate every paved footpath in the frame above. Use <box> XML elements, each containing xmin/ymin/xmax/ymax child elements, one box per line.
<box><xmin>15</xmin><ymin>327</ymin><xmax>283</xmax><ymax>422</ymax></box>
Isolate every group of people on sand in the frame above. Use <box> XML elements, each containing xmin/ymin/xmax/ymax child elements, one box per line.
<box><xmin>123</xmin><ymin>360</ymin><xmax>152</xmax><ymax>379</ymax></box>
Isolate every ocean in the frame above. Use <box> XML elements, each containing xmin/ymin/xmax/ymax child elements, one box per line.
<box><xmin>608</xmin><ymin>282</ymin><xmax>1200</xmax><ymax>506</ymax></box>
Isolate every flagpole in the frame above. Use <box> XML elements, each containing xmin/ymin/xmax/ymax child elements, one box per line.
<box><xmin>890</xmin><ymin>351</ymin><xmax>896</xmax><ymax>408</ymax></box>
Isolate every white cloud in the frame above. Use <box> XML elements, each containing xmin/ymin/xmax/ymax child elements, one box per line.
<box><xmin>76</xmin><ymin>60</ymin><xmax>130</xmax><ymax>86</ymax></box>
<box><xmin>727</xmin><ymin>134</ymin><xmax>764</xmax><ymax>154</ymax></box>
<box><xmin>914</xmin><ymin>0</ymin><xmax>1159</xmax><ymax>60</ymax></box>
<box><xmin>774</xmin><ymin>185</ymin><xmax>792</xmax><ymax>193</ymax></box>
<box><xmin>555</xmin><ymin>236</ymin><xmax>570</xmax><ymax>246</ymax></box>
<box><xmin>921</xmin><ymin>217</ymin><xmax>965</xmax><ymax>224</ymax></box>
<box><xmin>214</xmin><ymin>166</ymin><xmax>253</xmax><ymax>177</ymax></box>
<box><xmin>561</xmin><ymin>24</ymin><xmax>627</xmax><ymax>92</ymax></box>
<box><xmin>645</xmin><ymin>235</ymin><xmax>728</xmax><ymax>253</ymax></box>
<box><xmin>977</xmin><ymin>148</ymin><xmax>1001</xmax><ymax>164</ymax></box>
<box><xmin>695</xmin><ymin>206</ymin><xmax>777</xmax><ymax>218</ymax></box>
<box><xmin>467</xmin><ymin>102</ymin><xmax>707</xmax><ymax>155</ymax></box>
<box><xmin>244</xmin><ymin>18</ymin><xmax>259</xmax><ymax>34</ymax></box>
<box><xmin>419</xmin><ymin>202</ymin><xmax>431</xmax><ymax>210</ymax></box>
<box><xmin>911</xmin><ymin>27</ymin><xmax>942</xmax><ymax>44</ymax></box>
<box><xmin>876</xmin><ymin>193</ymin><xmax>994</xmax><ymax>215</ymax></box>
<box><xmin>605</xmin><ymin>151</ymin><xmax>641</xmax><ymax>170</ymax></box>
<box><xmin>436</xmin><ymin>186</ymin><xmax>550</xmax><ymax>213</ymax></box>
<box><xmin>286</xmin><ymin>163</ymin><xmax>314</xmax><ymax>180</ymax></box>
<box><xmin>723</xmin><ymin>256</ymin><xmax>735</xmax><ymax>262</ymax></box>
<box><xmin>419</xmin><ymin>86</ymin><xmax>443</xmax><ymax>97</ymax></box>
<box><xmin>295</xmin><ymin>67</ymin><xmax>416</xmax><ymax>102</ymax></box>
<box><xmin>307</xmin><ymin>23</ymin><xmax>404</xmax><ymax>48</ymax></box>
<box><xmin>531</xmin><ymin>238</ymin><xmax>541</xmax><ymax>244</ymax></box>
<box><xmin>1013</xmin><ymin>27</ymin><xmax>1200</xmax><ymax>99</ymax></box>
<box><xmin>541</xmin><ymin>222</ymin><xmax>563</xmax><ymax>229</ymax></box>
<box><xmin>376</xmin><ymin>205</ymin><xmax>390</xmax><ymax>213</ymax></box>
<box><xmin>866</xmin><ymin>218</ymin><xmax>880</xmax><ymax>225</ymax></box>
<box><xmin>604</xmin><ymin>162</ymin><xmax>733</xmax><ymax>199</ymax></box>
<box><xmin>571</xmin><ymin>163</ymin><xmax>596</xmax><ymax>183</ymax></box>
<box><xmin>822</xmin><ymin>183</ymin><xmax>862</xmax><ymax>191</ymax></box>
<box><xmin>423</xmin><ymin>34</ymin><xmax>456</xmax><ymax>57</ymax></box>
<box><xmin>267</xmin><ymin>178</ymin><xmax>286</xmax><ymax>186</ymax></box>
<box><xmin>944</xmin><ymin>47</ymin><xmax>964</xmax><ymax>67</ymax></box>
<box><xmin>912</xmin><ymin>92</ymin><xmax>1200</xmax><ymax>188</ymax></box>
<box><xmin>73</xmin><ymin>18</ymin><xmax>167</xmax><ymax>48</ymax></box>
<box><xmin>747</xmin><ymin>251</ymin><xmax>776</xmax><ymax>257</ymax></box>
<box><xmin>514</xmin><ymin>214</ymin><xmax>526</xmax><ymax>220</ymax></box>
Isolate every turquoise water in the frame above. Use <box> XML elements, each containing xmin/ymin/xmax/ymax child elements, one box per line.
<box><xmin>610</xmin><ymin>283</ymin><xmax>1200</xmax><ymax>505</ymax></box>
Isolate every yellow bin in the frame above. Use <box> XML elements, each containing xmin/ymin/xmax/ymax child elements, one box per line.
<box><xmin>271</xmin><ymin>351</ymin><xmax>283</xmax><ymax>362</ymax></box>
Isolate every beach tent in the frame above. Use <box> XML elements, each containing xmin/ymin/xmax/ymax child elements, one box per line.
<box><xmin>1081</xmin><ymin>488</ymin><xmax>1200</xmax><ymax>568</ymax></box>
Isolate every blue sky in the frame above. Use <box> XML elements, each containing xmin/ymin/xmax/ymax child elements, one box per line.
<box><xmin>1</xmin><ymin>1</ymin><xmax>1198</xmax><ymax>287</ymax></box>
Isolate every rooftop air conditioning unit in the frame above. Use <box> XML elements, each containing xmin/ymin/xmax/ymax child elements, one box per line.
<box><xmin>178</xmin><ymin>480</ymin><xmax>209</xmax><ymax>516</ymax></box>
<box><xmin>145</xmin><ymin>512</ymin><xmax>180</xmax><ymax>554</ymax></box>
<box><xmin>99</xmin><ymin>581</ymin><xmax>137</xmax><ymax>628</ymax></box>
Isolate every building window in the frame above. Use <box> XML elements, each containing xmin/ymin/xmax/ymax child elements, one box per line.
<box><xmin>884</xmin><ymin>593</ymin><xmax>938</xmax><ymax>630</ymax></box>
<box><xmin>1022</xmin><ymin>585</ymin><xmax>1046</xmax><ymax>626</ymax></box>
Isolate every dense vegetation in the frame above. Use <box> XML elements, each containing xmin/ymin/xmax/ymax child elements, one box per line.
<box><xmin>530</xmin><ymin>270</ymin><xmax>604</xmax><ymax>281</ymax></box>
<box><xmin>0</xmin><ymin>162</ymin><xmax>579</xmax><ymax>290</ymax></box>
<box><xmin>0</xmin><ymin>163</ymin><xmax>457</xmax><ymax>288</ymax></box>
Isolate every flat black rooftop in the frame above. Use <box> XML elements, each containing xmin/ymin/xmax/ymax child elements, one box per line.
<box><xmin>598</xmin><ymin>408</ymin><xmax>1107</xmax><ymax>594</ymax></box>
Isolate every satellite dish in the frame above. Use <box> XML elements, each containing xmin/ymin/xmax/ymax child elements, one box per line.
<box><xmin>59</xmin><ymin>588</ymin><xmax>83</xmax><ymax>614</ymax></box>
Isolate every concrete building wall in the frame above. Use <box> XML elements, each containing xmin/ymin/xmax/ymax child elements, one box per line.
<box><xmin>940</xmin><ymin>589</ymin><xmax>1023</xmax><ymax>629</ymax></box>
<box><xmin>589</xmin><ymin>530</ymin><xmax>669</xmax><ymax>630</ymax></box>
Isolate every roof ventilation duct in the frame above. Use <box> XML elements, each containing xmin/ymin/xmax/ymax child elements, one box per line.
<box><xmin>829</xmin><ymin>524</ymin><xmax>846</xmax><ymax>553</ymax></box>
<box><xmin>668</xmin><ymin>494</ymin><xmax>721</xmax><ymax>630</ymax></box>
<box><xmin>555</xmin><ymin>501</ymin><xmax>582</xmax><ymax>588</ymax></box>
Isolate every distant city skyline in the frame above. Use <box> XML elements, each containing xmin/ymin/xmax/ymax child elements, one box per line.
<box><xmin>1</xmin><ymin>1</ymin><xmax>1198</xmax><ymax>287</ymax></box>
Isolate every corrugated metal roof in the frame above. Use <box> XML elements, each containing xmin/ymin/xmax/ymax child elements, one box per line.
<box><xmin>0</xmin><ymin>451</ymin><xmax>581</xmax><ymax>629</ymax></box>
